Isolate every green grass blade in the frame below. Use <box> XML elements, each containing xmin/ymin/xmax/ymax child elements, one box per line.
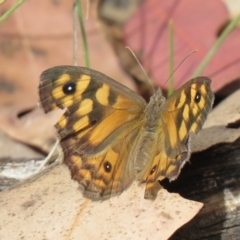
<box><xmin>75</xmin><ymin>0</ymin><xmax>90</xmax><ymax>68</ymax></box>
<box><xmin>0</xmin><ymin>0</ymin><xmax>25</xmax><ymax>24</ymax></box>
<box><xmin>192</xmin><ymin>13</ymin><xmax>240</xmax><ymax>77</ymax></box>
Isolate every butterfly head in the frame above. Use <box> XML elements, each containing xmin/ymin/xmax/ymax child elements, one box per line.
<box><xmin>149</xmin><ymin>88</ymin><xmax>166</xmax><ymax>108</ymax></box>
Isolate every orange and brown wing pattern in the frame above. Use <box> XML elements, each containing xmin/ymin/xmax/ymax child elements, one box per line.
<box><xmin>140</xmin><ymin>139</ymin><xmax>189</xmax><ymax>199</ymax></box>
<box><xmin>162</xmin><ymin>77</ymin><xmax>214</xmax><ymax>158</ymax></box>
<box><xmin>39</xmin><ymin>66</ymin><xmax>146</xmax><ymax>198</ymax></box>
<box><xmin>140</xmin><ymin>77</ymin><xmax>214</xmax><ymax>199</ymax></box>
<box><xmin>66</xmin><ymin>127</ymin><xmax>139</xmax><ymax>199</ymax></box>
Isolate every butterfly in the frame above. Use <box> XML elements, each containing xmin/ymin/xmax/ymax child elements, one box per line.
<box><xmin>39</xmin><ymin>66</ymin><xmax>214</xmax><ymax>200</ymax></box>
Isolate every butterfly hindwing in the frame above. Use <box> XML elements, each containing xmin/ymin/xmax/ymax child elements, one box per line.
<box><xmin>65</xmin><ymin>127</ymin><xmax>139</xmax><ymax>199</ymax></box>
<box><xmin>140</xmin><ymin>144</ymin><xmax>189</xmax><ymax>199</ymax></box>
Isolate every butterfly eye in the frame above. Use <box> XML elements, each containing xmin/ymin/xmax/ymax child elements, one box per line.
<box><xmin>194</xmin><ymin>91</ymin><xmax>201</xmax><ymax>103</ymax></box>
<box><xmin>150</xmin><ymin>165</ymin><xmax>156</xmax><ymax>175</ymax></box>
<box><xmin>63</xmin><ymin>82</ymin><xmax>76</xmax><ymax>94</ymax></box>
<box><xmin>104</xmin><ymin>161</ymin><xmax>112</xmax><ymax>173</ymax></box>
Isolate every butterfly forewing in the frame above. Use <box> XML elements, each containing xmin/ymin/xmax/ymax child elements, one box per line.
<box><xmin>39</xmin><ymin>66</ymin><xmax>146</xmax><ymax>147</ymax></box>
<box><xmin>162</xmin><ymin>77</ymin><xmax>214</xmax><ymax>158</ymax></box>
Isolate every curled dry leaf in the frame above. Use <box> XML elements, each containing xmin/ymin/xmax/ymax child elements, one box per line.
<box><xmin>0</xmin><ymin>164</ymin><xmax>203</xmax><ymax>240</ymax></box>
<box><xmin>0</xmin><ymin>107</ymin><xmax>63</xmax><ymax>152</ymax></box>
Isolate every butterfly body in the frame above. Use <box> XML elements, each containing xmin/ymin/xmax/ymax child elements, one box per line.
<box><xmin>39</xmin><ymin>66</ymin><xmax>214</xmax><ymax>200</ymax></box>
<box><xmin>132</xmin><ymin>89</ymin><xmax>165</xmax><ymax>170</ymax></box>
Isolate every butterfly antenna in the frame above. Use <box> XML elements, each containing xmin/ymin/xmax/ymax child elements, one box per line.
<box><xmin>163</xmin><ymin>50</ymin><xmax>198</xmax><ymax>87</ymax></box>
<box><xmin>125</xmin><ymin>46</ymin><xmax>155</xmax><ymax>92</ymax></box>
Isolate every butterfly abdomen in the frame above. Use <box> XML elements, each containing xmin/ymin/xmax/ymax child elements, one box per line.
<box><xmin>134</xmin><ymin>131</ymin><xmax>158</xmax><ymax>170</ymax></box>
<box><xmin>134</xmin><ymin>91</ymin><xmax>166</xmax><ymax>178</ymax></box>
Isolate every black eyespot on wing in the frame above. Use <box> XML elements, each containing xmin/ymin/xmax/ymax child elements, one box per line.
<box><xmin>63</xmin><ymin>82</ymin><xmax>76</xmax><ymax>94</ymax></box>
<box><xmin>104</xmin><ymin>161</ymin><xmax>112</xmax><ymax>173</ymax></box>
<box><xmin>194</xmin><ymin>91</ymin><xmax>201</xmax><ymax>103</ymax></box>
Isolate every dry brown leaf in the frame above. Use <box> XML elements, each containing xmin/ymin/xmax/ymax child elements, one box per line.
<box><xmin>0</xmin><ymin>0</ymin><xmax>135</xmax><ymax>149</ymax></box>
<box><xmin>205</xmin><ymin>89</ymin><xmax>240</xmax><ymax>128</ymax></box>
<box><xmin>0</xmin><ymin>107</ymin><xmax>63</xmax><ymax>152</ymax></box>
<box><xmin>0</xmin><ymin>164</ymin><xmax>203</xmax><ymax>240</ymax></box>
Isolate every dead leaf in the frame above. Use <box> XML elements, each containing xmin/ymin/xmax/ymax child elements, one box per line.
<box><xmin>0</xmin><ymin>0</ymin><xmax>135</xmax><ymax>149</ymax></box>
<box><xmin>205</xmin><ymin>89</ymin><xmax>240</xmax><ymax>128</ymax></box>
<box><xmin>0</xmin><ymin>164</ymin><xmax>203</xmax><ymax>240</ymax></box>
<box><xmin>191</xmin><ymin>89</ymin><xmax>240</xmax><ymax>152</ymax></box>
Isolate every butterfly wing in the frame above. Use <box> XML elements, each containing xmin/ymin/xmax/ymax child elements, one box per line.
<box><xmin>140</xmin><ymin>77</ymin><xmax>214</xmax><ymax>199</ymax></box>
<box><xmin>39</xmin><ymin>66</ymin><xmax>146</xmax><ymax>199</ymax></box>
<box><xmin>162</xmin><ymin>77</ymin><xmax>214</xmax><ymax>158</ymax></box>
<box><xmin>67</xmin><ymin>127</ymin><xmax>140</xmax><ymax>199</ymax></box>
